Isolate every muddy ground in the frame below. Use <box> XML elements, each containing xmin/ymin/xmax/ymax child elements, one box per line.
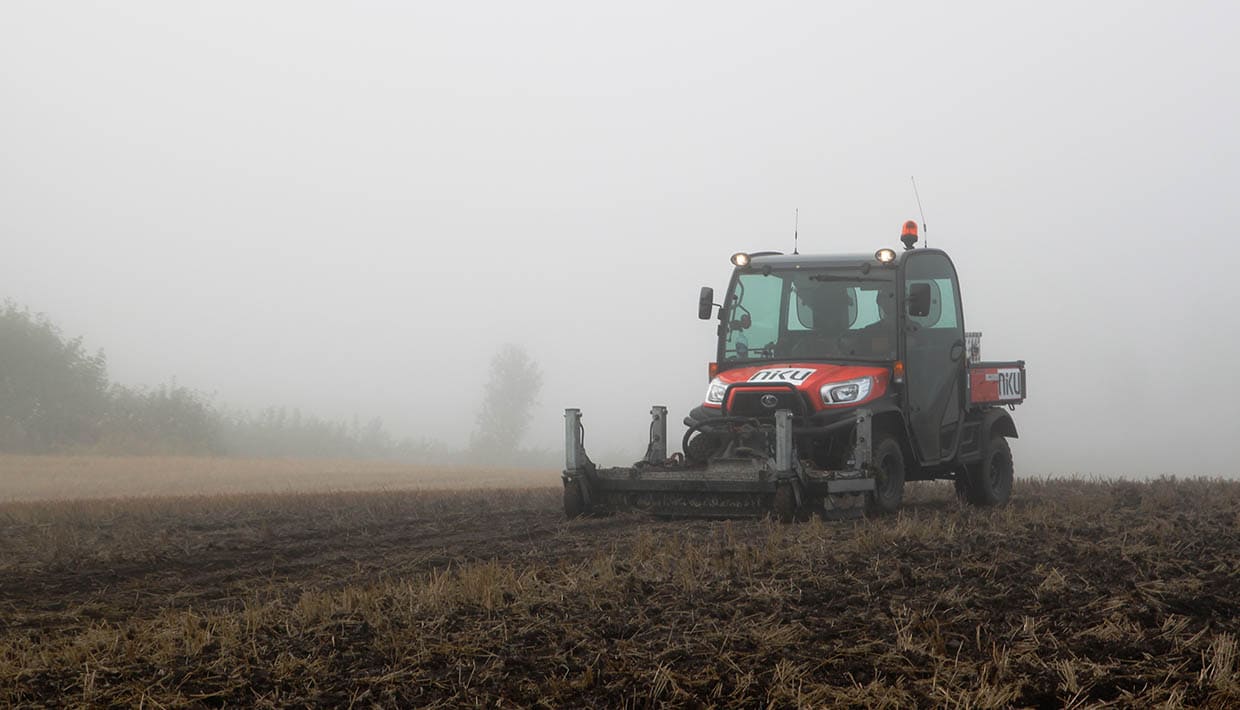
<box><xmin>1</xmin><ymin>478</ymin><xmax>1237</xmax><ymax>707</ymax></box>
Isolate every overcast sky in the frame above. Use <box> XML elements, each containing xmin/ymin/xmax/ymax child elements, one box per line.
<box><xmin>3</xmin><ymin>1</ymin><xmax>1237</xmax><ymax>475</ymax></box>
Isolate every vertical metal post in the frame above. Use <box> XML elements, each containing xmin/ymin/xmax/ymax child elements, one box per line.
<box><xmin>774</xmin><ymin>409</ymin><xmax>793</xmax><ymax>474</ymax></box>
<box><xmin>853</xmin><ymin>408</ymin><xmax>872</xmax><ymax>470</ymax></box>
<box><xmin>564</xmin><ymin>408</ymin><xmax>582</xmax><ymax>474</ymax></box>
<box><xmin>645</xmin><ymin>405</ymin><xmax>668</xmax><ymax>464</ymax></box>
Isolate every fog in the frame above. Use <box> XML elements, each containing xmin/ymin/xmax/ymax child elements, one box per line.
<box><xmin>3</xmin><ymin>1</ymin><xmax>1237</xmax><ymax>475</ymax></box>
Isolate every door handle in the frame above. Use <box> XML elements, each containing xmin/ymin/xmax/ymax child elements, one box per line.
<box><xmin>950</xmin><ymin>340</ymin><xmax>965</xmax><ymax>362</ymax></box>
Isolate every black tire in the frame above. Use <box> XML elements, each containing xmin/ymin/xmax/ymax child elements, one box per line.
<box><xmin>685</xmin><ymin>432</ymin><xmax>722</xmax><ymax>464</ymax></box>
<box><xmin>866</xmin><ymin>434</ymin><xmax>906</xmax><ymax>515</ymax></box>
<box><xmin>961</xmin><ymin>435</ymin><xmax>1013</xmax><ymax>507</ymax></box>
<box><xmin>563</xmin><ymin>479</ymin><xmax>587</xmax><ymax>519</ymax></box>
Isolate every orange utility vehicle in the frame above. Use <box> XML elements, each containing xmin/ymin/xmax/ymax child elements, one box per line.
<box><xmin>563</xmin><ymin>221</ymin><xmax>1026</xmax><ymax>521</ymax></box>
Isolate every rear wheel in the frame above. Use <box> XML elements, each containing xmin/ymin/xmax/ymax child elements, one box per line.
<box><xmin>563</xmin><ymin>479</ymin><xmax>587</xmax><ymax>519</ymax></box>
<box><xmin>960</xmin><ymin>435</ymin><xmax>1013</xmax><ymax>507</ymax></box>
<box><xmin>866</xmin><ymin>435</ymin><xmax>906</xmax><ymax>515</ymax></box>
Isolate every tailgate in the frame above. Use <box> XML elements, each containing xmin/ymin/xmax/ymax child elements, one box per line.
<box><xmin>968</xmin><ymin>360</ymin><xmax>1026</xmax><ymax>405</ymax></box>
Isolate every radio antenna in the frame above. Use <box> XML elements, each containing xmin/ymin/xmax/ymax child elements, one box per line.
<box><xmin>793</xmin><ymin>208</ymin><xmax>799</xmax><ymax>254</ymax></box>
<box><xmin>911</xmin><ymin>176</ymin><xmax>927</xmax><ymax>248</ymax></box>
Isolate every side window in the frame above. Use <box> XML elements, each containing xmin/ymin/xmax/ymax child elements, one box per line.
<box><xmin>931</xmin><ymin>278</ymin><xmax>958</xmax><ymax>329</ymax></box>
<box><xmin>905</xmin><ymin>255</ymin><xmax>962</xmax><ymax>332</ymax></box>
<box><xmin>907</xmin><ymin>280</ymin><xmax>943</xmax><ymax>328</ymax></box>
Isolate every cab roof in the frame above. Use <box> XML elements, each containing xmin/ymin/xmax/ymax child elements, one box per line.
<box><xmin>743</xmin><ymin>247</ymin><xmax>950</xmax><ymax>270</ymax></box>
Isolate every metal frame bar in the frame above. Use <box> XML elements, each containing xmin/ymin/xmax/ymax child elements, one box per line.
<box><xmin>564</xmin><ymin>408</ymin><xmax>583</xmax><ymax>476</ymax></box>
<box><xmin>774</xmin><ymin>409</ymin><xmax>793</xmax><ymax>477</ymax></box>
<box><xmin>852</xmin><ymin>408</ymin><xmax>872</xmax><ymax>470</ymax></box>
<box><xmin>645</xmin><ymin>406</ymin><xmax>668</xmax><ymax>464</ymax></box>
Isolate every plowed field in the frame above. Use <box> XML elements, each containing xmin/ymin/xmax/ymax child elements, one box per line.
<box><xmin>2</xmin><ymin>476</ymin><xmax>1238</xmax><ymax>707</ymax></box>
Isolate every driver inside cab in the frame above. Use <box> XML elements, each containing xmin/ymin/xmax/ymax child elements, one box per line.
<box><xmin>788</xmin><ymin>284</ymin><xmax>851</xmax><ymax>358</ymax></box>
<box><xmin>789</xmin><ymin>283</ymin><xmax>894</xmax><ymax>359</ymax></box>
<box><xmin>854</xmin><ymin>291</ymin><xmax>896</xmax><ymax>356</ymax></box>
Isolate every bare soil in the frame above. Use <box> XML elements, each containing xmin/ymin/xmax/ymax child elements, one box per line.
<box><xmin>1</xmin><ymin>476</ymin><xmax>1237</xmax><ymax>707</ymax></box>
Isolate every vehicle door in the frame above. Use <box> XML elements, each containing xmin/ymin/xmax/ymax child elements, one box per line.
<box><xmin>900</xmin><ymin>251</ymin><xmax>966</xmax><ymax>463</ymax></box>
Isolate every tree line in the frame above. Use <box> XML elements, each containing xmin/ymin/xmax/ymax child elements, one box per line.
<box><xmin>0</xmin><ymin>302</ymin><xmax>547</xmax><ymax>464</ymax></box>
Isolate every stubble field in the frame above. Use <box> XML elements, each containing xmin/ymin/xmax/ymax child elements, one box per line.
<box><xmin>0</xmin><ymin>456</ymin><xmax>1237</xmax><ymax>707</ymax></box>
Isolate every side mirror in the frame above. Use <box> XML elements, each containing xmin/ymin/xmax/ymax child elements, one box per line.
<box><xmin>908</xmin><ymin>283</ymin><xmax>932</xmax><ymax>317</ymax></box>
<box><xmin>698</xmin><ymin>286</ymin><xmax>714</xmax><ymax>320</ymax></box>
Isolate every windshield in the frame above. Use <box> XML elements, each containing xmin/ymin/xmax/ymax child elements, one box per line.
<box><xmin>722</xmin><ymin>268</ymin><xmax>897</xmax><ymax>362</ymax></box>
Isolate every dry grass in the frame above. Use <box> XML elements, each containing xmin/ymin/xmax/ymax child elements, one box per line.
<box><xmin>0</xmin><ymin>468</ymin><xmax>1237</xmax><ymax>707</ymax></box>
<box><xmin>0</xmin><ymin>454</ymin><xmax>553</xmax><ymax>501</ymax></box>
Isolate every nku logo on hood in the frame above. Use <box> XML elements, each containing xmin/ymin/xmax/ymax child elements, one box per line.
<box><xmin>747</xmin><ymin>368</ymin><xmax>816</xmax><ymax>384</ymax></box>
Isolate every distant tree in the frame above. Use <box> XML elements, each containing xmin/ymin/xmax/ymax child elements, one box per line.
<box><xmin>469</xmin><ymin>344</ymin><xmax>543</xmax><ymax>459</ymax></box>
<box><xmin>0</xmin><ymin>302</ymin><xmax>109</xmax><ymax>452</ymax></box>
<box><xmin>0</xmin><ymin>300</ymin><xmax>454</xmax><ymax>460</ymax></box>
<box><xmin>99</xmin><ymin>382</ymin><xmax>222</xmax><ymax>455</ymax></box>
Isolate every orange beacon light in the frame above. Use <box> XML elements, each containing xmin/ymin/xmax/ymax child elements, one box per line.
<box><xmin>900</xmin><ymin>220</ymin><xmax>919</xmax><ymax>250</ymax></box>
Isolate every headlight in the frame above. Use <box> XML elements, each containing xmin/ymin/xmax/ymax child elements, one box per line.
<box><xmin>705</xmin><ymin>378</ymin><xmax>727</xmax><ymax>404</ymax></box>
<box><xmin>820</xmin><ymin>377</ymin><xmax>873</xmax><ymax>405</ymax></box>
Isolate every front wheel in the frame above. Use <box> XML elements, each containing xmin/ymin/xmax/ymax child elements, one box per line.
<box><xmin>960</xmin><ymin>435</ymin><xmax>1013</xmax><ymax>507</ymax></box>
<box><xmin>866</xmin><ymin>435</ymin><xmax>906</xmax><ymax>515</ymax></box>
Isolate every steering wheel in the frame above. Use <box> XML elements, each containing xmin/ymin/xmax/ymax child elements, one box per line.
<box><xmin>835</xmin><ymin>333</ymin><xmax>861</xmax><ymax>355</ymax></box>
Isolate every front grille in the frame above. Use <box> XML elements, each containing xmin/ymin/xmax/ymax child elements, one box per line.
<box><xmin>724</xmin><ymin>389</ymin><xmax>808</xmax><ymax>418</ymax></box>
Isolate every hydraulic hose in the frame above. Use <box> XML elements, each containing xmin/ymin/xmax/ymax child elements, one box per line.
<box><xmin>681</xmin><ymin>416</ymin><xmax>764</xmax><ymax>460</ymax></box>
<box><xmin>682</xmin><ymin>414</ymin><xmax>861</xmax><ymax>460</ymax></box>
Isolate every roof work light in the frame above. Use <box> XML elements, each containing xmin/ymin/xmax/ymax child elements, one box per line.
<box><xmin>730</xmin><ymin>252</ymin><xmax>751</xmax><ymax>267</ymax></box>
<box><xmin>875</xmin><ymin>248</ymin><xmax>896</xmax><ymax>264</ymax></box>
